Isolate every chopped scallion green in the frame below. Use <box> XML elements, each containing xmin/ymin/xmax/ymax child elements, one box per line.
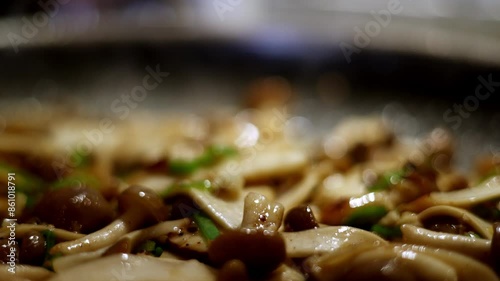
<box><xmin>41</xmin><ymin>229</ymin><xmax>61</xmax><ymax>270</ymax></box>
<box><xmin>138</xmin><ymin>240</ymin><xmax>156</xmax><ymax>253</ymax></box>
<box><xmin>161</xmin><ymin>179</ymin><xmax>212</xmax><ymax>198</ymax></box>
<box><xmin>70</xmin><ymin>149</ymin><xmax>92</xmax><ymax>168</ymax></box>
<box><xmin>51</xmin><ymin>174</ymin><xmax>100</xmax><ymax>190</ymax></box>
<box><xmin>153</xmin><ymin>246</ymin><xmax>164</xmax><ymax>257</ymax></box>
<box><xmin>169</xmin><ymin>145</ymin><xmax>237</xmax><ymax>175</ymax></box>
<box><xmin>371</xmin><ymin>224</ymin><xmax>402</xmax><ymax>239</ymax></box>
<box><xmin>42</xmin><ymin>230</ymin><xmax>56</xmax><ymax>255</ymax></box>
<box><xmin>343</xmin><ymin>205</ymin><xmax>388</xmax><ymax>230</ymax></box>
<box><xmin>367</xmin><ymin>169</ymin><xmax>407</xmax><ymax>192</ymax></box>
<box><xmin>193</xmin><ymin>212</ymin><xmax>220</xmax><ymax>241</ymax></box>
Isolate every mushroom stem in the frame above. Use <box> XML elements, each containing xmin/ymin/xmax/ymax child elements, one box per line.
<box><xmin>52</xmin><ymin>219</ymin><xmax>190</xmax><ymax>271</ymax></box>
<box><xmin>50</xmin><ymin>211</ymin><xmax>140</xmax><ymax>255</ymax></box>
<box><xmin>121</xmin><ymin>218</ymin><xmax>191</xmax><ymax>253</ymax></box>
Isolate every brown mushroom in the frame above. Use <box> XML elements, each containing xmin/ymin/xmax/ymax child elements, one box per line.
<box><xmin>33</xmin><ymin>186</ymin><xmax>114</xmax><ymax>233</ymax></box>
<box><xmin>117</xmin><ymin>185</ymin><xmax>167</xmax><ymax>226</ymax></box>
<box><xmin>19</xmin><ymin>231</ymin><xmax>46</xmax><ymax>266</ymax></box>
<box><xmin>284</xmin><ymin>205</ymin><xmax>319</xmax><ymax>232</ymax></box>
<box><xmin>208</xmin><ymin>229</ymin><xmax>286</xmax><ymax>277</ymax></box>
<box><xmin>50</xmin><ymin>185</ymin><xmax>167</xmax><ymax>255</ymax></box>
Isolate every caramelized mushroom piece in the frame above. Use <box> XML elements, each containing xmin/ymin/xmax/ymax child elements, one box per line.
<box><xmin>209</xmin><ymin>229</ymin><xmax>286</xmax><ymax>277</ymax></box>
<box><xmin>51</xmin><ymin>185</ymin><xmax>167</xmax><ymax>255</ymax></box>
<box><xmin>118</xmin><ymin>185</ymin><xmax>167</xmax><ymax>226</ymax></box>
<box><xmin>284</xmin><ymin>205</ymin><xmax>318</xmax><ymax>232</ymax></box>
<box><xmin>19</xmin><ymin>231</ymin><xmax>46</xmax><ymax>265</ymax></box>
<box><xmin>34</xmin><ymin>186</ymin><xmax>114</xmax><ymax>233</ymax></box>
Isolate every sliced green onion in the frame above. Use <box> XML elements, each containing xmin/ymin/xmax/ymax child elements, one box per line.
<box><xmin>42</xmin><ymin>230</ymin><xmax>57</xmax><ymax>255</ymax></box>
<box><xmin>24</xmin><ymin>195</ymin><xmax>37</xmax><ymax>209</ymax></box>
<box><xmin>206</xmin><ymin>145</ymin><xmax>238</xmax><ymax>159</ymax></box>
<box><xmin>51</xmin><ymin>174</ymin><xmax>100</xmax><ymax>190</ymax></box>
<box><xmin>137</xmin><ymin>240</ymin><xmax>164</xmax><ymax>257</ymax></box>
<box><xmin>371</xmin><ymin>224</ymin><xmax>402</xmax><ymax>239</ymax></box>
<box><xmin>168</xmin><ymin>159</ymin><xmax>201</xmax><ymax>175</ymax></box>
<box><xmin>343</xmin><ymin>205</ymin><xmax>388</xmax><ymax>230</ymax></box>
<box><xmin>367</xmin><ymin>169</ymin><xmax>406</xmax><ymax>192</ymax></box>
<box><xmin>41</xmin><ymin>229</ymin><xmax>61</xmax><ymax>270</ymax></box>
<box><xmin>169</xmin><ymin>145</ymin><xmax>237</xmax><ymax>175</ymax></box>
<box><xmin>161</xmin><ymin>179</ymin><xmax>212</xmax><ymax>198</ymax></box>
<box><xmin>153</xmin><ymin>246</ymin><xmax>164</xmax><ymax>257</ymax></box>
<box><xmin>70</xmin><ymin>149</ymin><xmax>92</xmax><ymax>168</ymax></box>
<box><xmin>138</xmin><ymin>240</ymin><xmax>156</xmax><ymax>253</ymax></box>
<box><xmin>193</xmin><ymin>212</ymin><xmax>220</xmax><ymax>241</ymax></box>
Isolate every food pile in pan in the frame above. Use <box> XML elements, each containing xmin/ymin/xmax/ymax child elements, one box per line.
<box><xmin>1</xmin><ymin>78</ymin><xmax>499</xmax><ymax>280</ymax></box>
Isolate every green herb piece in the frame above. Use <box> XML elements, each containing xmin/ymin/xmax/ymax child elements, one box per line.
<box><xmin>41</xmin><ymin>230</ymin><xmax>61</xmax><ymax>270</ymax></box>
<box><xmin>161</xmin><ymin>179</ymin><xmax>212</xmax><ymax>198</ymax></box>
<box><xmin>24</xmin><ymin>195</ymin><xmax>37</xmax><ymax>209</ymax></box>
<box><xmin>70</xmin><ymin>149</ymin><xmax>92</xmax><ymax>168</ymax></box>
<box><xmin>169</xmin><ymin>145</ymin><xmax>237</xmax><ymax>175</ymax></box>
<box><xmin>137</xmin><ymin>240</ymin><xmax>164</xmax><ymax>257</ymax></box>
<box><xmin>42</xmin><ymin>230</ymin><xmax>57</xmax><ymax>256</ymax></box>
<box><xmin>371</xmin><ymin>224</ymin><xmax>402</xmax><ymax>239</ymax></box>
<box><xmin>153</xmin><ymin>246</ymin><xmax>164</xmax><ymax>257</ymax></box>
<box><xmin>168</xmin><ymin>159</ymin><xmax>201</xmax><ymax>175</ymax></box>
<box><xmin>343</xmin><ymin>205</ymin><xmax>388</xmax><ymax>230</ymax></box>
<box><xmin>51</xmin><ymin>174</ymin><xmax>100</xmax><ymax>190</ymax></box>
<box><xmin>138</xmin><ymin>240</ymin><xmax>156</xmax><ymax>253</ymax></box>
<box><xmin>206</xmin><ymin>145</ymin><xmax>238</xmax><ymax>159</ymax></box>
<box><xmin>193</xmin><ymin>212</ymin><xmax>220</xmax><ymax>241</ymax></box>
<box><xmin>367</xmin><ymin>169</ymin><xmax>407</xmax><ymax>192</ymax></box>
